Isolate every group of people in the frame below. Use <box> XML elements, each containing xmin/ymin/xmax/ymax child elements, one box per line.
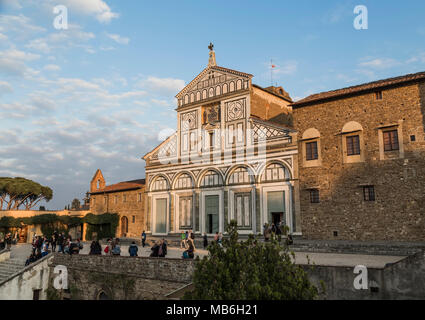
<box><xmin>0</xmin><ymin>232</ymin><xmax>13</xmax><ymax>251</ymax></box>
<box><xmin>150</xmin><ymin>239</ymin><xmax>168</xmax><ymax>257</ymax></box>
<box><xmin>263</xmin><ymin>222</ymin><xmax>293</xmax><ymax>245</ymax></box>
<box><xmin>25</xmin><ymin>232</ymin><xmax>84</xmax><ymax>266</ymax></box>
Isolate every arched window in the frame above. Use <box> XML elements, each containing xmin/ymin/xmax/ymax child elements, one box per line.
<box><xmin>229</xmin><ymin>81</ymin><xmax>235</xmax><ymax>92</ymax></box>
<box><xmin>228</xmin><ymin>167</ymin><xmax>254</xmax><ymax>185</ymax></box>
<box><xmin>174</xmin><ymin>173</ymin><xmax>193</xmax><ymax>190</ymax></box>
<box><xmin>261</xmin><ymin>163</ymin><xmax>289</xmax><ymax>182</ymax></box>
<box><xmin>151</xmin><ymin>176</ymin><xmax>169</xmax><ymax>191</ymax></box>
<box><xmin>200</xmin><ymin>170</ymin><xmax>223</xmax><ymax>188</ymax></box>
<box><xmin>216</xmin><ymin>85</ymin><xmax>221</xmax><ymax>96</ymax></box>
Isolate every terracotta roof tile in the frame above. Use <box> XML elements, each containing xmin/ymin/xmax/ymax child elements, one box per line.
<box><xmin>90</xmin><ymin>179</ymin><xmax>145</xmax><ymax>194</ymax></box>
<box><xmin>292</xmin><ymin>71</ymin><xmax>425</xmax><ymax>107</ymax></box>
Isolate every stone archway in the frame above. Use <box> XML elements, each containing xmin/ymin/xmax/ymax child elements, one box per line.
<box><xmin>120</xmin><ymin>216</ymin><xmax>128</xmax><ymax>238</ymax></box>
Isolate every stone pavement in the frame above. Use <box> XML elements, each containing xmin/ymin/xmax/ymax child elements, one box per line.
<box><xmin>8</xmin><ymin>242</ymin><xmax>406</xmax><ymax>268</ymax></box>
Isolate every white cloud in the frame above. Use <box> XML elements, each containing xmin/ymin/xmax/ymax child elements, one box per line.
<box><xmin>139</xmin><ymin>76</ymin><xmax>186</xmax><ymax>95</ymax></box>
<box><xmin>0</xmin><ymin>14</ymin><xmax>45</xmax><ymax>36</ymax></box>
<box><xmin>106</xmin><ymin>33</ymin><xmax>130</xmax><ymax>45</ymax></box>
<box><xmin>273</xmin><ymin>60</ymin><xmax>298</xmax><ymax>75</ymax></box>
<box><xmin>44</xmin><ymin>64</ymin><xmax>61</xmax><ymax>71</ymax></box>
<box><xmin>58</xmin><ymin>0</ymin><xmax>119</xmax><ymax>23</ymax></box>
<box><xmin>26</xmin><ymin>24</ymin><xmax>95</xmax><ymax>53</ymax></box>
<box><xmin>0</xmin><ymin>81</ymin><xmax>13</xmax><ymax>95</ymax></box>
<box><xmin>0</xmin><ymin>48</ymin><xmax>40</xmax><ymax>76</ymax></box>
<box><xmin>0</xmin><ymin>33</ymin><xmax>7</xmax><ymax>40</ymax></box>
<box><xmin>358</xmin><ymin>58</ymin><xmax>400</xmax><ymax>69</ymax></box>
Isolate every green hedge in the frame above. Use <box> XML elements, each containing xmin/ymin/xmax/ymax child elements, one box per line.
<box><xmin>0</xmin><ymin>212</ymin><xmax>119</xmax><ymax>239</ymax></box>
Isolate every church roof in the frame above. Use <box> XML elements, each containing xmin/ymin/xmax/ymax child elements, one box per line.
<box><xmin>90</xmin><ymin>179</ymin><xmax>145</xmax><ymax>195</ymax></box>
<box><xmin>292</xmin><ymin>71</ymin><xmax>425</xmax><ymax>107</ymax></box>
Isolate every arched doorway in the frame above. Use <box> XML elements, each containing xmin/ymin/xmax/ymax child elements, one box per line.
<box><xmin>120</xmin><ymin>216</ymin><xmax>128</xmax><ymax>237</ymax></box>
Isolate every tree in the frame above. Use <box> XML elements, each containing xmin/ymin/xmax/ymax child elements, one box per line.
<box><xmin>0</xmin><ymin>177</ymin><xmax>53</xmax><ymax>210</ymax></box>
<box><xmin>184</xmin><ymin>220</ymin><xmax>319</xmax><ymax>300</ymax></box>
<box><xmin>71</xmin><ymin>198</ymin><xmax>81</xmax><ymax>210</ymax></box>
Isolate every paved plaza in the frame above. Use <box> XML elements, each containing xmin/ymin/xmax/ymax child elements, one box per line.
<box><xmin>10</xmin><ymin>242</ymin><xmax>406</xmax><ymax>269</ymax></box>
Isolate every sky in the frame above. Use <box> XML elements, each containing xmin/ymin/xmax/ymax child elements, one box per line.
<box><xmin>0</xmin><ymin>0</ymin><xmax>424</xmax><ymax>210</ymax></box>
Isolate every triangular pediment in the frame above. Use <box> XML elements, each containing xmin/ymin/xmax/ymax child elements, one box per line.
<box><xmin>176</xmin><ymin>65</ymin><xmax>253</xmax><ymax>101</ymax></box>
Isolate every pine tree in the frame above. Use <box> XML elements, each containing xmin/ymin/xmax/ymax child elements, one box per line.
<box><xmin>184</xmin><ymin>220</ymin><xmax>319</xmax><ymax>300</ymax></box>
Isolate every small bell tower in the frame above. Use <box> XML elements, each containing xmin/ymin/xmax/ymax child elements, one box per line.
<box><xmin>208</xmin><ymin>42</ymin><xmax>216</xmax><ymax>67</ymax></box>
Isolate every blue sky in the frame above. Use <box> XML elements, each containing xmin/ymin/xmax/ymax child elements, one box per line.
<box><xmin>0</xmin><ymin>0</ymin><xmax>424</xmax><ymax>209</ymax></box>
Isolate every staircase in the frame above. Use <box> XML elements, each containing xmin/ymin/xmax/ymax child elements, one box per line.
<box><xmin>0</xmin><ymin>258</ymin><xmax>26</xmax><ymax>284</ymax></box>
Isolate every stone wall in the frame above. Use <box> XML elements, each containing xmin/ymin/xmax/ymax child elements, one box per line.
<box><xmin>0</xmin><ymin>255</ymin><xmax>52</xmax><ymax>300</ymax></box>
<box><xmin>49</xmin><ymin>253</ymin><xmax>194</xmax><ymax>300</ymax></box>
<box><xmin>292</xmin><ymin>81</ymin><xmax>425</xmax><ymax>241</ymax></box>
<box><xmin>305</xmin><ymin>250</ymin><xmax>425</xmax><ymax>300</ymax></box>
<box><xmin>90</xmin><ymin>188</ymin><xmax>146</xmax><ymax>238</ymax></box>
<box><xmin>250</xmin><ymin>86</ymin><xmax>293</xmax><ymax>126</ymax></box>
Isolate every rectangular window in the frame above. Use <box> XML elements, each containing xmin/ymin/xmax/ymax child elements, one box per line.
<box><xmin>383</xmin><ymin>130</ymin><xmax>399</xmax><ymax>151</ymax></box>
<box><xmin>375</xmin><ymin>91</ymin><xmax>383</xmax><ymax>100</ymax></box>
<box><xmin>138</xmin><ymin>193</ymin><xmax>142</xmax><ymax>202</ymax></box>
<box><xmin>234</xmin><ymin>193</ymin><xmax>251</xmax><ymax>228</ymax></box>
<box><xmin>114</xmin><ymin>195</ymin><xmax>118</xmax><ymax>204</ymax></box>
<box><xmin>346</xmin><ymin>135</ymin><xmax>361</xmax><ymax>156</ymax></box>
<box><xmin>123</xmin><ymin>195</ymin><xmax>126</xmax><ymax>203</ymax></box>
<box><xmin>363</xmin><ymin>186</ymin><xmax>375</xmax><ymax>201</ymax></box>
<box><xmin>306</xmin><ymin>141</ymin><xmax>318</xmax><ymax>161</ymax></box>
<box><xmin>132</xmin><ymin>216</ymin><xmax>136</xmax><ymax>223</ymax></box>
<box><xmin>179</xmin><ymin>196</ymin><xmax>192</xmax><ymax>229</ymax></box>
<box><xmin>104</xmin><ymin>197</ymin><xmax>107</xmax><ymax>205</ymax></box>
<box><xmin>310</xmin><ymin>189</ymin><xmax>320</xmax><ymax>204</ymax></box>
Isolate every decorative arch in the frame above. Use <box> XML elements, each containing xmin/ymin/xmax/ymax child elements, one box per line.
<box><xmin>197</xmin><ymin>168</ymin><xmax>224</xmax><ymax>188</ymax></box>
<box><xmin>209</xmin><ymin>87</ymin><xmax>214</xmax><ymax>98</ymax></box>
<box><xmin>149</xmin><ymin>174</ymin><xmax>170</xmax><ymax>192</ymax></box>
<box><xmin>259</xmin><ymin>161</ymin><xmax>291</xmax><ymax>183</ymax></box>
<box><xmin>172</xmin><ymin>171</ymin><xmax>195</xmax><ymax>190</ymax></box>
<box><xmin>225</xmin><ymin>165</ymin><xmax>255</xmax><ymax>185</ymax></box>
<box><xmin>184</xmin><ymin>94</ymin><xmax>189</xmax><ymax>104</ymax></box>
<box><xmin>229</xmin><ymin>81</ymin><xmax>235</xmax><ymax>92</ymax></box>
<box><xmin>236</xmin><ymin>79</ymin><xmax>242</xmax><ymax>90</ymax></box>
<box><xmin>302</xmin><ymin>128</ymin><xmax>320</xmax><ymax>140</ymax></box>
<box><xmin>202</xmin><ymin>89</ymin><xmax>207</xmax><ymax>100</ymax></box>
<box><xmin>222</xmin><ymin>83</ymin><xmax>228</xmax><ymax>94</ymax></box>
<box><xmin>190</xmin><ymin>93</ymin><xmax>195</xmax><ymax>103</ymax></box>
<box><xmin>215</xmin><ymin>85</ymin><xmax>221</xmax><ymax>96</ymax></box>
<box><xmin>342</xmin><ymin>121</ymin><xmax>363</xmax><ymax>133</ymax></box>
<box><xmin>196</xmin><ymin>91</ymin><xmax>201</xmax><ymax>101</ymax></box>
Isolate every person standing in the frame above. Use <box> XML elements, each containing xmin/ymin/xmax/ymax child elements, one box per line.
<box><xmin>112</xmin><ymin>238</ymin><xmax>121</xmax><ymax>256</ymax></box>
<box><xmin>41</xmin><ymin>239</ymin><xmax>49</xmax><ymax>257</ymax></box>
<box><xmin>51</xmin><ymin>233</ymin><xmax>57</xmax><ymax>252</ymax></box>
<box><xmin>141</xmin><ymin>231</ymin><xmax>146</xmax><ymax>248</ymax></box>
<box><xmin>5</xmin><ymin>233</ymin><xmax>12</xmax><ymax>250</ymax></box>
<box><xmin>57</xmin><ymin>232</ymin><xmax>64</xmax><ymax>253</ymax></box>
<box><xmin>128</xmin><ymin>241</ymin><xmax>138</xmax><ymax>257</ymax></box>
<box><xmin>180</xmin><ymin>231</ymin><xmax>186</xmax><ymax>249</ymax></box>
<box><xmin>203</xmin><ymin>233</ymin><xmax>208</xmax><ymax>249</ymax></box>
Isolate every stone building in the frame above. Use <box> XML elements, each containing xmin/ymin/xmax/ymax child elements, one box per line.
<box><xmin>89</xmin><ymin>169</ymin><xmax>146</xmax><ymax>238</ymax></box>
<box><xmin>292</xmin><ymin>72</ymin><xmax>425</xmax><ymax>241</ymax></box>
<box><xmin>143</xmin><ymin>45</ymin><xmax>301</xmax><ymax>237</ymax></box>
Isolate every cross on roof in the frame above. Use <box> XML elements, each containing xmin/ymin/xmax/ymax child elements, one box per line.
<box><xmin>208</xmin><ymin>42</ymin><xmax>214</xmax><ymax>51</ymax></box>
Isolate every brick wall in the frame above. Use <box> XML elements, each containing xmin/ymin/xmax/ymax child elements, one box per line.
<box><xmin>293</xmin><ymin>82</ymin><xmax>425</xmax><ymax>241</ymax></box>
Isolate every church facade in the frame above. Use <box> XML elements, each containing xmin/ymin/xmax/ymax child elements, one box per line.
<box><xmin>88</xmin><ymin>46</ymin><xmax>425</xmax><ymax>242</ymax></box>
<box><xmin>143</xmin><ymin>46</ymin><xmax>302</xmax><ymax>237</ymax></box>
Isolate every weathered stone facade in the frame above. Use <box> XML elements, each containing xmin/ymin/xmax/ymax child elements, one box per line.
<box><xmin>89</xmin><ymin>169</ymin><xmax>146</xmax><ymax>238</ymax></box>
<box><xmin>49</xmin><ymin>253</ymin><xmax>194</xmax><ymax>300</ymax></box>
<box><xmin>292</xmin><ymin>75</ymin><xmax>425</xmax><ymax>241</ymax></box>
